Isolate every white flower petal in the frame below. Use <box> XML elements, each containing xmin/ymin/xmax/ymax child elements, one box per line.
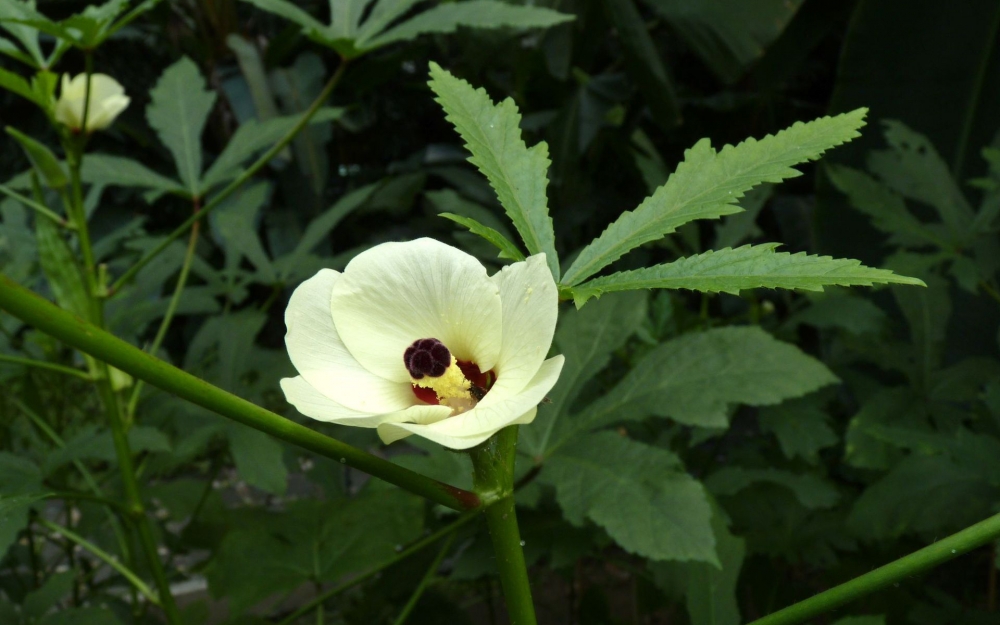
<box><xmin>331</xmin><ymin>238</ymin><xmax>503</xmax><ymax>383</ymax></box>
<box><xmin>282</xmin><ymin>376</ymin><xmax>450</xmax><ymax>428</ymax></box>
<box><xmin>484</xmin><ymin>254</ymin><xmax>558</xmax><ymax>405</ymax></box>
<box><xmin>285</xmin><ymin>268</ymin><xmax>415</xmax><ymax>413</ymax></box>
<box><xmin>377</xmin><ymin>355</ymin><xmax>564</xmax><ymax>449</ymax></box>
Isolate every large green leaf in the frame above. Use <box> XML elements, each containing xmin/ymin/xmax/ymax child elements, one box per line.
<box><xmin>146</xmin><ymin>56</ymin><xmax>216</xmax><ymax>196</ymax></box>
<box><xmin>541</xmin><ymin>432</ymin><xmax>717</xmax><ymax>564</ymax></box>
<box><xmin>569</xmin><ymin>243</ymin><xmax>924</xmax><ymax>306</ymax></box>
<box><xmin>428</xmin><ymin>62</ymin><xmax>560</xmax><ymax>279</ymax></box>
<box><xmin>0</xmin><ymin>67</ymin><xmax>42</xmax><ymax>104</ymax></box>
<box><xmin>0</xmin><ymin>492</ymin><xmax>50</xmax><ymax>558</ymax></box>
<box><xmin>705</xmin><ymin>467</ymin><xmax>840</xmax><ymax>509</ymax></box>
<box><xmin>642</xmin><ymin>0</ymin><xmax>802</xmax><ymax>84</ymax></box>
<box><xmin>521</xmin><ymin>291</ymin><xmax>648</xmax><ymax>459</ymax></box>
<box><xmin>42</xmin><ymin>425</ymin><xmax>171</xmax><ymax>475</ymax></box>
<box><xmin>562</xmin><ymin>108</ymin><xmax>868</xmax><ymax>286</ymax></box>
<box><xmin>205</xmin><ymin>491</ymin><xmax>423</xmax><ymax>614</ymax></box>
<box><xmin>81</xmin><ymin>154</ymin><xmax>185</xmax><ymax>195</ymax></box>
<box><xmin>360</xmin><ymin>2</ymin><xmax>574</xmax><ymax>52</ymax></box>
<box><xmin>554</xmin><ymin>326</ymin><xmax>838</xmax><ymax>449</ymax></box>
<box><xmin>6</xmin><ymin>126</ymin><xmax>67</xmax><ymax>189</ymax></box>
<box><xmin>759</xmin><ymin>395</ymin><xmax>838</xmax><ymax>464</ymax></box>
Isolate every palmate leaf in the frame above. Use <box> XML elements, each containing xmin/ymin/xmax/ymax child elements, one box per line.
<box><xmin>540</xmin><ymin>432</ymin><xmax>718</xmax><ymax>565</ymax></box>
<box><xmin>146</xmin><ymin>57</ymin><xmax>216</xmax><ymax>197</ymax></box>
<box><xmin>568</xmin><ymin>243</ymin><xmax>925</xmax><ymax>306</ymax></box>
<box><xmin>562</xmin><ymin>108</ymin><xmax>869</xmax><ymax>286</ymax></box>
<box><xmin>428</xmin><ymin>62</ymin><xmax>559</xmax><ymax>279</ymax></box>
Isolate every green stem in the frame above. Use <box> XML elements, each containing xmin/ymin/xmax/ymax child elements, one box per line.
<box><xmin>0</xmin><ymin>273</ymin><xmax>482</xmax><ymax>512</ymax></box>
<box><xmin>469</xmin><ymin>426</ymin><xmax>536</xmax><ymax>625</ymax></box>
<box><xmin>746</xmin><ymin>511</ymin><xmax>1000</xmax><ymax>625</ymax></box>
<box><xmin>80</xmin><ymin>52</ymin><xmax>93</xmax><ymax>136</ymax></box>
<box><xmin>392</xmin><ymin>532</ymin><xmax>456</xmax><ymax>625</ymax></box>
<box><xmin>126</xmin><ymin>215</ymin><xmax>201</xmax><ymax>421</ymax></box>
<box><xmin>0</xmin><ymin>353</ymin><xmax>91</xmax><ymax>379</ymax></box>
<box><xmin>277</xmin><ymin>512</ymin><xmax>479</xmax><ymax>625</ymax></box>
<box><xmin>109</xmin><ymin>60</ymin><xmax>350</xmax><ymax>295</ymax></box>
<box><xmin>35</xmin><ymin>517</ymin><xmax>160</xmax><ymax>605</ymax></box>
<box><xmin>94</xmin><ymin>364</ymin><xmax>183</xmax><ymax>624</ymax></box>
<box><xmin>0</xmin><ymin>183</ymin><xmax>68</xmax><ymax>226</ymax></box>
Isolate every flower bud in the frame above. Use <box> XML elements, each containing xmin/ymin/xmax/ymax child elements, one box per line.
<box><xmin>54</xmin><ymin>73</ymin><xmax>130</xmax><ymax>132</ymax></box>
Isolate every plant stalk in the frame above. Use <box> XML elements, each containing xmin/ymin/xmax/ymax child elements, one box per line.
<box><xmin>746</xmin><ymin>510</ymin><xmax>1000</xmax><ymax>625</ymax></box>
<box><xmin>0</xmin><ymin>273</ymin><xmax>482</xmax><ymax>512</ymax></box>
<box><xmin>470</xmin><ymin>426</ymin><xmax>536</xmax><ymax>625</ymax></box>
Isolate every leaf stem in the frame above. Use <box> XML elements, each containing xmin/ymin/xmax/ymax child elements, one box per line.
<box><xmin>0</xmin><ymin>353</ymin><xmax>91</xmax><ymax>379</ymax></box>
<box><xmin>109</xmin><ymin>60</ymin><xmax>350</xmax><ymax>295</ymax></box>
<box><xmin>469</xmin><ymin>426</ymin><xmax>537</xmax><ymax>625</ymax></box>
<box><xmin>35</xmin><ymin>516</ymin><xmax>160</xmax><ymax>605</ymax></box>
<box><xmin>277</xmin><ymin>512</ymin><xmax>478</xmax><ymax>625</ymax></box>
<box><xmin>746</xmin><ymin>510</ymin><xmax>1000</xmax><ymax>625</ymax></box>
<box><xmin>0</xmin><ymin>273</ymin><xmax>482</xmax><ymax>512</ymax></box>
<box><xmin>0</xmin><ymin>183</ymin><xmax>68</xmax><ymax>226</ymax></box>
<box><xmin>392</xmin><ymin>532</ymin><xmax>456</xmax><ymax>625</ymax></box>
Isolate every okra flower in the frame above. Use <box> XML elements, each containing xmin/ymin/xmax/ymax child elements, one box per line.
<box><xmin>281</xmin><ymin>238</ymin><xmax>564</xmax><ymax>450</ymax></box>
<box><xmin>54</xmin><ymin>74</ymin><xmax>130</xmax><ymax>132</ymax></box>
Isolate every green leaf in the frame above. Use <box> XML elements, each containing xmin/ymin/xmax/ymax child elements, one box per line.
<box><xmin>0</xmin><ymin>492</ymin><xmax>50</xmax><ymax>558</ymax></box>
<box><xmin>0</xmin><ymin>67</ymin><xmax>42</xmax><ymax>104</ymax></box>
<box><xmin>848</xmin><ymin>454</ymin><xmax>997</xmax><ymax>540</ymax></box>
<box><xmin>827</xmin><ymin>164</ymin><xmax>946</xmax><ymax>248</ymax></box>
<box><xmin>146</xmin><ymin>56</ymin><xmax>216</xmax><ymax>196</ymax></box>
<box><xmin>36</xmin><ymin>216</ymin><xmax>91</xmax><ymax>320</ymax></box>
<box><xmin>562</xmin><ymin>108</ymin><xmax>869</xmax><ymax>286</ymax></box>
<box><xmin>211</xmin><ymin>182</ymin><xmax>276</xmax><ymax>283</ymax></box>
<box><xmin>24</xmin><ymin>570</ymin><xmax>75</xmax><ymax>620</ymax></box>
<box><xmin>540</xmin><ymin>432</ymin><xmax>717</xmax><ymax>564</ymax></box>
<box><xmin>428</xmin><ymin>62</ymin><xmax>560</xmax><ymax>279</ymax></box>
<box><xmin>81</xmin><ymin>154</ymin><xmax>186</xmax><ymax>195</ymax></box>
<box><xmin>361</xmin><ymin>2</ymin><xmax>574</xmax><ymax>51</ymax></box>
<box><xmin>868</xmin><ymin>121</ymin><xmax>976</xmax><ymax>235</ymax></box>
<box><xmin>759</xmin><ymin>395</ymin><xmax>837</xmax><ymax>464</ymax></box>
<box><xmin>714</xmin><ymin>184</ymin><xmax>770</xmax><ymax>248</ymax></box>
<box><xmin>39</xmin><ymin>606</ymin><xmax>125</xmax><ymax>625</ymax></box>
<box><xmin>521</xmin><ymin>291</ymin><xmax>648</xmax><ymax>458</ymax></box>
<box><xmin>569</xmin><ymin>243</ymin><xmax>925</xmax><ymax>306</ymax></box>
<box><xmin>205</xmin><ymin>491</ymin><xmax>423</xmax><ymax>614</ymax></box>
<box><xmin>5</xmin><ymin>127</ymin><xmax>67</xmax><ymax>189</ymax></box>
<box><xmin>832</xmin><ymin>617</ymin><xmax>886</xmax><ymax>625</ymax></box>
<box><xmin>200</xmin><ymin>107</ymin><xmax>344</xmax><ymax>194</ymax></box>
<box><xmin>599</xmin><ymin>0</ymin><xmax>681</xmax><ymax>129</ymax></box>
<box><xmin>705</xmin><ymin>467</ymin><xmax>840</xmax><ymax>509</ymax></box>
<box><xmin>239</xmin><ymin>0</ymin><xmax>327</xmax><ymax>35</ymax></box>
<box><xmin>0</xmin><ymin>452</ymin><xmax>42</xmax><ymax>493</ymax></box>
<box><xmin>650</xmin><ymin>508</ymin><xmax>745</xmax><ymax>625</ymax></box>
<box><xmin>642</xmin><ymin>0</ymin><xmax>802</xmax><ymax>84</ymax></box>
<box><xmin>439</xmin><ymin>212</ymin><xmax>525</xmax><ymax>262</ymax></box>
<box><xmin>787</xmin><ymin>292</ymin><xmax>887</xmax><ymax>336</ymax></box>
<box><xmin>43</xmin><ymin>425</ymin><xmax>171</xmax><ymax>475</ymax></box>
<box><xmin>560</xmin><ymin>327</ymin><xmax>838</xmax><ymax>446</ymax></box>
<box><xmin>227</xmin><ymin>426</ymin><xmax>287</xmax><ymax>495</ymax></box>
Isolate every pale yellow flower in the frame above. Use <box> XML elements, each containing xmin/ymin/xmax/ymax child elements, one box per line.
<box><xmin>54</xmin><ymin>73</ymin><xmax>130</xmax><ymax>132</ymax></box>
<box><xmin>281</xmin><ymin>238</ymin><xmax>564</xmax><ymax>449</ymax></box>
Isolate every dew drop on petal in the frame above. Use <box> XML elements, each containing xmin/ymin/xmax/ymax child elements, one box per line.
<box><xmin>519</xmin><ymin>540</ymin><xmax>525</xmax><ymax>547</ymax></box>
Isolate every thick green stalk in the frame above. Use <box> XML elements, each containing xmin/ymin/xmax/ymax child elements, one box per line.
<box><xmin>35</xmin><ymin>517</ymin><xmax>160</xmax><ymax>605</ymax></box>
<box><xmin>109</xmin><ymin>60</ymin><xmax>350</xmax><ymax>295</ymax></box>
<box><xmin>0</xmin><ymin>274</ymin><xmax>482</xmax><ymax>512</ymax></box>
<box><xmin>470</xmin><ymin>426</ymin><xmax>536</xmax><ymax>625</ymax></box>
<box><xmin>277</xmin><ymin>512</ymin><xmax>479</xmax><ymax>625</ymax></box>
<box><xmin>747</xmin><ymin>511</ymin><xmax>1000</xmax><ymax>625</ymax></box>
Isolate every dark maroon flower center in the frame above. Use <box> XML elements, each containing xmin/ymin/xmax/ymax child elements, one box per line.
<box><xmin>404</xmin><ymin>338</ymin><xmax>451</xmax><ymax>379</ymax></box>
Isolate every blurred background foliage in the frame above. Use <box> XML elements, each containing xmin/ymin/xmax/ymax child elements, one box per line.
<box><xmin>1</xmin><ymin>0</ymin><xmax>999</xmax><ymax>624</ymax></box>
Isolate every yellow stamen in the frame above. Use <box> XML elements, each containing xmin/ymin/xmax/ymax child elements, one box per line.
<box><xmin>412</xmin><ymin>355</ymin><xmax>472</xmax><ymax>404</ymax></box>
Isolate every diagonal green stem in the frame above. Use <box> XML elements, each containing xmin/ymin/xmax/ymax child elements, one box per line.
<box><xmin>277</xmin><ymin>512</ymin><xmax>479</xmax><ymax>625</ymax></box>
<box><xmin>109</xmin><ymin>60</ymin><xmax>350</xmax><ymax>295</ymax></box>
<box><xmin>746</xmin><ymin>511</ymin><xmax>1000</xmax><ymax>625</ymax></box>
<box><xmin>470</xmin><ymin>426</ymin><xmax>536</xmax><ymax>625</ymax></box>
<box><xmin>0</xmin><ymin>272</ymin><xmax>482</xmax><ymax>512</ymax></box>
<box><xmin>392</xmin><ymin>532</ymin><xmax>456</xmax><ymax>625</ymax></box>
<box><xmin>0</xmin><ymin>353</ymin><xmax>91</xmax><ymax>379</ymax></box>
<box><xmin>35</xmin><ymin>517</ymin><xmax>160</xmax><ymax>605</ymax></box>
<box><xmin>0</xmin><ymin>183</ymin><xmax>67</xmax><ymax>226</ymax></box>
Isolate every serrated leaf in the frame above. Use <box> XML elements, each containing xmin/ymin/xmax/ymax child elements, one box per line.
<box><xmin>361</xmin><ymin>2</ymin><xmax>573</xmax><ymax>51</ymax></box>
<box><xmin>200</xmin><ymin>107</ymin><xmax>343</xmax><ymax>194</ymax></box>
<box><xmin>440</xmin><ymin>212</ymin><xmax>525</xmax><ymax>261</ymax></box>
<box><xmin>555</xmin><ymin>327</ymin><xmax>838</xmax><ymax>448</ymax></box>
<box><xmin>428</xmin><ymin>62</ymin><xmax>559</xmax><ymax>279</ymax></box>
<box><xmin>211</xmin><ymin>182</ymin><xmax>276</xmax><ymax>283</ymax></box>
<box><xmin>147</xmin><ymin>57</ymin><xmax>216</xmax><ymax>196</ymax></box>
<box><xmin>787</xmin><ymin>292</ymin><xmax>887</xmax><ymax>335</ymax></box>
<box><xmin>239</xmin><ymin>0</ymin><xmax>327</xmax><ymax>34</ymax></box>
<box><xmin>36</xmin><ymin>216</ymin><xmax>91</xmax><ymax>320</ymax></box>
<box><xmin>522</xmin><ymin>291</ymin><xmax>648</xmax><ymax>458</ymax></box>
<box><xmin>562</xmin><ymin>108</ymin><xmax>869</xmax><ymax>286</ymax></box>
<box><xmin>759</xmin><ymin>396</ymin><xmax>837</xmax><ymax>464</ymax></box>
<box><xmin>541</xmin><ymin>432</ymin><xmax>717</xmax><ymax>564</ymax></box>
<box><xmin>714</xmin><ymin>184</ymin><xmax>770</xmax><ymax>248</ymax></box>
<box><xmin>6</xmin><ymin>127</ymin><xmax>67</xmax><ymax>189</ymax></box>
<box><xmin>569</xmin><ymin>243</ymin><xmax>924</xmax><ymax>306</ymax></box>
<box><xmin>81</xmin><ymin>154</ymin><xmax>186</xmax><ymax>195</ymax></box>
<box><xmin>705</xmin><ymin>467</ymin><xmax>839</xmax><ymax>509</ymax></box>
